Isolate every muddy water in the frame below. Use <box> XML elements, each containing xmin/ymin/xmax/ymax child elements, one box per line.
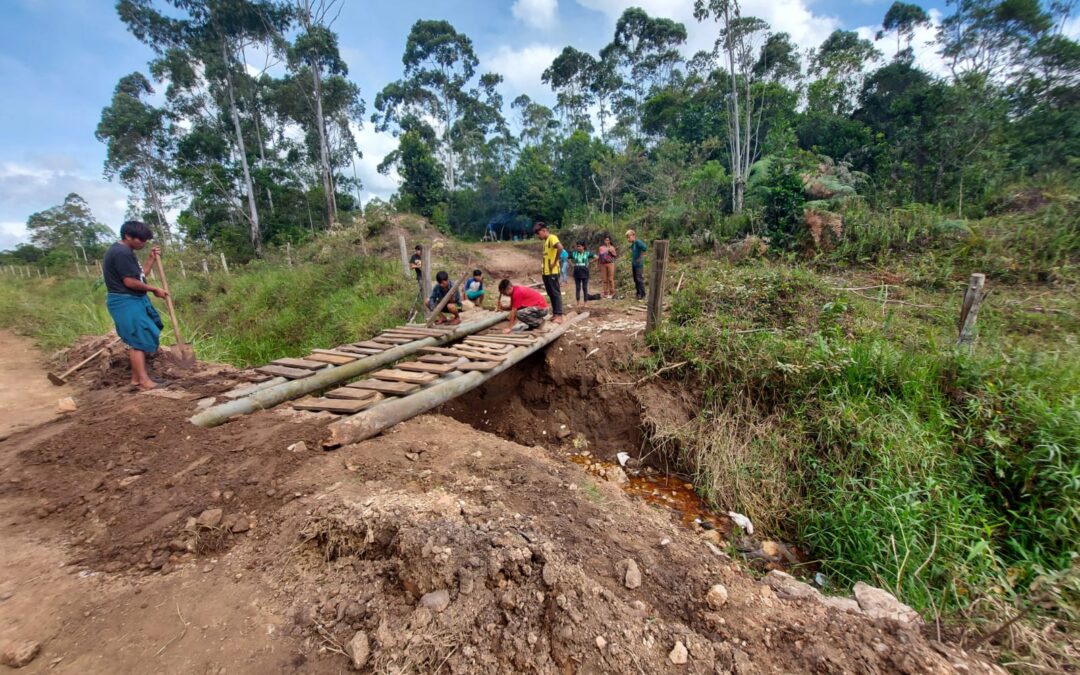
<box><xmin>570</xmin><ymin>453</ymin><xmax>731</xmax><ymax>534</ymax></box>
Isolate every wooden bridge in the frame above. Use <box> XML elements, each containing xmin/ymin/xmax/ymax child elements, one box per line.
<box><xmin>189</xmin><ymin>310</ymin><xmax>587</xmax><ymax>448</ymax></box>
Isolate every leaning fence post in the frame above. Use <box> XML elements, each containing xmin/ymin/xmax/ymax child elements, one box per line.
<box><xmin>219</xmin><ymin>252</ymin><xmax>230</xmax><ymax>275</ymax></box>
<box><xmin>179</xmin><ymin>260</ymin><xmax>187</xmax><ymax>278</ymax></box>
<box><xmin>645</xmin><ymin>239</ymin><xmax>669</xmax><ymax>336</ymax></box>
<box><xmin>202</xmin><ymin>259</ymin><xmax>210</xmax><ymax>277</ymax></box>
<box><xmin>286</xmin><ymin>242</ymin><xmax>293</xmax><ymax>268</ymax></box>
<box><xmin>956</xmin><ymin>273</ymin><xmax>987</xmax><ymax>347</ymax></box>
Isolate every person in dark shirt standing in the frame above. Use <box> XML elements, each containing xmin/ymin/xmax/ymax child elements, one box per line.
<box><xmin>409</xmin><ymin>244</ymin><xmax>423</xmax><ymax>298</ymax></box>
<box><xmin>626</xmin><ymin>229</ymin><xmax>647</xmax><ymax>300</ymax></box>
<box><xmin>103</xmin><ymin>221</ymin><xmax>169</xmax><ymax>391</ymax></box>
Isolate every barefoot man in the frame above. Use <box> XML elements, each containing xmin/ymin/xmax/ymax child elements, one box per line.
<box><xmin>534</xmin><ymin>222</ymin><xmax>564</xmax><ymax>324</ymax></box>
<box><xmin>498</xmin><ymin>279</ymin><xmax>549</xmax><ymax>333</ymax></box>
<box><xmin>103</xmin><ymin>221</ymin><xmax>169</xmax><ymax>391</ymax></box>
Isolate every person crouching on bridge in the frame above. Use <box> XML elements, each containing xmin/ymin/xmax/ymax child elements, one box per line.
<box><xmin>426</xmin><ymin>271</ymin><xmax>462</xmax><ymax>325</ymax></box>
<box><xmin>498</xmin><ymin>279</ymin><xmax>549</xmax><ymax>333</ymax></box>
<box><xmin>464</xmin><ymin>269</ymin><xmax>486</xmax><ymax>309</ymax></box>
<box><xmin>103</xmin><ymin>220</ymin><xmax>169</xmax><ymax>391</ymax></box>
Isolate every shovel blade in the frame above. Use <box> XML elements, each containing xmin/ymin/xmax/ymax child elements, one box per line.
<box><xmin>48</xmin><ymin>373</ymin><xmax>66</xmax><ymax>387</ymax></box>
<box><xmin>172</xmin><ymin>342</ymin><xmax>197</xmax><ymax>368</ymax></box>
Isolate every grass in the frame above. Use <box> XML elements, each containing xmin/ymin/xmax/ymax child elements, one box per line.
<box><xmin>644</xmin><ymin>257</ymin><xmax>1080</xmax><ymax>669</ymax></box>
<box><xmin>0</xmin><ymin>250</ymin><xmax>414</xmax><ymax>367</ymax></box>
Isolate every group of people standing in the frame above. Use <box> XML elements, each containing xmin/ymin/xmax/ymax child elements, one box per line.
<box><xmin>419</xmin><ymin>222</ymin><xmax>649</xmax><ymax>333</ymax></box>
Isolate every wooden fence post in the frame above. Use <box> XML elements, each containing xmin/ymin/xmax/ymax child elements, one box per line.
<box><xmin>956</xmin><ymin>273</ymin><xmax>987</xmax><ymax>347</ymax></box>
<box><xmin>286</xmin><ymin>242</ymin><xmax>293</xmax><ymax>268</ymax></box>
<box><xmin>399</xmin><ymin>235</ymin><xmax>409</xmax><ymax>279</ymax></box>
<box><xmin>219</xmin><ymin>252</ymin><xmax>230</xmax><ymax>275</ymax></box>
<box><xmin>421</xmin><ymin>245</ymin><xmax>432</xmax><ymax>301</ymax></box>
<box><xmin>179</xmin><ymin>260</ymin><xmax>187</xmax><ymax>278</ymax></box>
<box><xmin>202</xmin><ymin>259</ymin><xmax>210</xmax><ymax>277</ymax></box>
<box><xmin>645</xmin><ymin>239</ymin><xmax>669</xmax><ymax>336</ymax></box>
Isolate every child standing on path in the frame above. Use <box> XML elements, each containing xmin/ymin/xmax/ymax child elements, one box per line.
<box><xmin>627</xmin><ymin>229</ymin><xmax>647</xmax><ymax>300</ymax></box>
<box><xmin>598</xmin><ymin>235</ymin><xmax>617</xmax><ymax>298</ymax></box>
<box><xmin>535</xmin><ymin>222</ymin><xmax>564</xmax><ymax>324</ymax></box>
<box><xmin>559</xmin><ymin>248</ymin><xmax>569</xmax><ymax>285</ymax></box>
<box><xmin>570</xmin><ymin>241</ymin><xmax>596</xmax><ymax>308</ymax></box>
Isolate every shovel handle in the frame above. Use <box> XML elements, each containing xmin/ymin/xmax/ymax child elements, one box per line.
<box><xmin>152</xmin><ymin>257</ymin><xmax>185</xmax><ymax>346</ymax></box>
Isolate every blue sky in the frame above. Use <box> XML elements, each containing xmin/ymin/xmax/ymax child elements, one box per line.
<box><xmin>0</xmin><ymin>0</ymin><xmax>950</xmax><ymax>249</ymax></box>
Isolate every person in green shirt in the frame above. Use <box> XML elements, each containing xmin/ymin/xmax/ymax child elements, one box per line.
<box><xmin>534</xmin><ymin>222</ymin><xmax>565</xmax><ymax>323</ymax></box>
<box><xmin>570</xmin><ymin>240</ymin><xmax>596</xmax><ymax>308</ymax></box>
<box><xmin>626</xmin><ymin>229</ymin><xmax>647</xmax><ymax>300</ymax></box>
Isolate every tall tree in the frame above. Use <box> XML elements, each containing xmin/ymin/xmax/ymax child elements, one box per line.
<box><xmin>96</xmin><ymin>72</ymin><xmax>175</xmax><ymax>242</ymax></box>
<box><xmin>25</xmin><ymin>194</ymin><xmax>114</xmax><ymax>257</ymax></box>
<box><xmin>117</xmin><ymin>0</ymin><xmax>293</xmax><ymax>257</ymax></box>
<box><xmin>542</xmin><ymin>47</ymin><xmax>597</xmax><ymax>132</ymax></box>
<box><xmin>939</xmin><ymin>0</ymin><xmax>1052</xmax><ymax>80</ymax></box>
<box><xmin>808</xmin><ymin>30</ymin><xmax>882</xmax><ymax>115</ymax></box>
<box><xmin>694</xmin><ymin>0</ymin><xmax>771</xmax><ymax>212</ymax></box>
<box><xmin>876</xmin><ymin>2</ymin><xmax>931</xmax><ymax>61</ymax></box>
<box><xmin>373</xmin><ymin>20</ymin><xmax>503</xmax><ymax>192</ymax></box>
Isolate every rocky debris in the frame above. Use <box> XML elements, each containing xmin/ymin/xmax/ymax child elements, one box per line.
<box><xmin>419</xmin><ymin>589</ymin><xmax>451</xmax><ymax>613</ymax></box>
<box><xmin>195</xmin><ymin>397</ymin><xmax>216</xmax><ymax>409</ymax></box>
<box><xmin>595</xmin><ymin>636</ymin><xmax>607</xmax><ymax>650</ymax></box>
<box><xmin>56</xmin><ymin>397</ymin><xmax>77</xmax><ymax>413</ymax></box>
<box><xmin>618</xmin><ymin>558</ymin><xmax>642</xmax><ymax>589</ymax></box>
<box><xmin>287</xmin><ymin>441</ymin><xmax>308</xmax><ymax>453</ymax></box>
<box><xmin>196</xmin><ymin>508</ymin><xmax>223</xmax><ymax>528</ymax></box>
<box><xmin>668</xmin><ymin>640</ymin><xmax>688</xmax><ymax>665</ymax></box>
<box><xmin>605</xmin><ymin>466</ymin><xmax>629</xmax><ymax>486</ymax></box>
<box><xmin>764</xmin><ymin>570</ymin><xmax>821</xmax><ymax>601</ymax></box>
<box><xmin>853</xmin><ymin>582</ymin><xmax>921</xmax><ymax>624</ymax></box>
<box><xmin>820</xmin><ymin>596</ymin><xmax>862</xmax><ymax>613</ymax></box>
<box><xmin>705</xmin><ymin>583</ymin><xmax>729</xmax><ymax>609</ymax></box>
<box><xmin>700</xmin><ymin>529</ymin><xmax>722</xmax><ymax>546</ymax></box>
<box><xmin>348</xmin><ymin>631</ymin><xmax>370</xmax><ymax>669</ymax></box>
<box><xmin>555</xmin><ymin>426</ymin><xmax>572</xmax><ymax>440</ymax></box>
<box><xmin>1</xmin><ymin>640</ymin><xmax>41</xmax><ymax>668</ymax></box>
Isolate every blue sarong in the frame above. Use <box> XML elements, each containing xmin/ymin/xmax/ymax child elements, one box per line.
<box><xmin>106</xmin><ymin>293</ymin><xmax>163</xmax><ymax>354</ymax></box>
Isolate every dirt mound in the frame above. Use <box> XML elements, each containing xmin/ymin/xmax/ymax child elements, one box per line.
<box><xmin>268</xmin><ymin>416</ymin><xmax>999</xmax><ymax>673</ymax></box>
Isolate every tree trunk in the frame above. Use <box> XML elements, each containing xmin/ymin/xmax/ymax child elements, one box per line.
<box><xmin>221</xmin><ymin>38</ymin><xmax>262</xmax><ymax>257</ymax></box>
<box><xmin>724</xmin><ymin>5</ymin><xmax>745</xmax><ymax>214</ymax></box>
<box><xmin>311</xmin><ymin>58</ymin><xmax>337</xmax><ymax>227</ymax></box>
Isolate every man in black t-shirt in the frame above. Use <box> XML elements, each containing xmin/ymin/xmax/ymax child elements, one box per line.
<box><xmin>409</xmin><ymin>244</ymin><xmax>423</xmax><ymax>298</ymax></box>
<box><xmin>103</xmin><ymin>221</ymin><xmax>169</xmax><ymax>391</ymax></box>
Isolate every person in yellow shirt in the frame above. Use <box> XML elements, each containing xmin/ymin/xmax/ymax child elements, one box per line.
<box><xmin>534</xmin><ymin>222</ymin><xmax>565</xmax><ymax>324</ymax></box>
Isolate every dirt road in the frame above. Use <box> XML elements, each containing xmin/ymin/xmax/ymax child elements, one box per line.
<box><xmin>0</xmin><ymin>331</ymin><xmax>60</xmax><ymax>438</ymax></box>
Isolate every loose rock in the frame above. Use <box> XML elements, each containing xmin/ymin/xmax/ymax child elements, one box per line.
<box><xmin>56</xmin><ymin>397</ymin><xmax>77</xmax><ymax>413</ymax></box>
<box><xmin>669</xmin><ymin>640</ymin><xmax>688</xmax><ymax>665</ymax></box>
<box><xmin>620</xmin><ymin>558</ymin><xmax>642</xmax><ymax>589</ymax></box>
<box><xmin>765</xmin><ymin>570</ymin><xmax>821</xmax><ymax>601</ymax></box>
<box><xmin>418</xmin><ymin>589</ymin><xmax>451</xmax><ymax>613</ymax></box>
<box><xmin>1</xmin><ymin>640</ymin><xmax>41</xmax><ymax>668</ymax></box>
<box><xmin>853</xmin><ymin>582</ymin><xmax>921</xmax><ymax>624</ymax></box>
<box><xmin>196</xmin><ymin>508</ymin><xmax>223</xmax><ymax>528</ymax></box>
<box><xmin>706</xmin><ymin>583</ymin><xmax>729</xmax><ymax>609</ymax></box>
<box><xmin>287</xmin><ymin>441</ymin><xmax>308</xmax><ymax>453</ymax></box>
<box><xmin>348</xmin><ymin>631</ymin><xmax>370</xmax><ymax>669</ymax></box>
<box><xmin>595</xmin><ymin>636</ymin><xmax>607</xmax><ymax>650</ymax></box>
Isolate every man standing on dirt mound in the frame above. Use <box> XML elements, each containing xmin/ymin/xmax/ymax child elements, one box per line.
<box><xmin>534</xmin><ymin>222</ymin><xmax>564</xmax><ymax>324</ymax></box>
<box><xmin>102</xmin><ymin>221</ymin><xmax>169</xmax><ymax>391</ymax></box>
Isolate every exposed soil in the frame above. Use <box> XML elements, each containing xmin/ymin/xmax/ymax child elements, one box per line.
<box><xmin>0</xmin><ymin>262</ymin><xmax>1004</xmax><ymax>672</ymax></box>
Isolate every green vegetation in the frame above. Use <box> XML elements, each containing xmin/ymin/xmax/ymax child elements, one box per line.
<box><xmin>0</xmin><ymin>247</ymin><xmax>412</xmax><ymax>367</ymax></box>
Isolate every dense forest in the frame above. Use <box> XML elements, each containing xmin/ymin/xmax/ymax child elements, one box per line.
<box><xmin>1</xmin><ymin>0</ymin><xmax>1076</xmax><ymax>265</ymax></box>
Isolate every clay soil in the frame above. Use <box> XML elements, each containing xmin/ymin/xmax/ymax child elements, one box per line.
<box><xmin>0</xmin><ymin>246</ymin><xmax>1003</xmax><ymax>673</ymax></box>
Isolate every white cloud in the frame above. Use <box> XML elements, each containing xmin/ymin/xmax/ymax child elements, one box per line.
<box><xmin>513</xmin><ymin>0</ymin><xmax>559</xmax><ymax>30</ymax></box>
<box><xmin>483</xmin><ymin>44</ymin><xmax>562</xmax><ymax>104</ymax></box>
<box><xmin>0</xmin><ymin>157</ymin><xmax>127</xmax><ymax>251</ymax></box>
<box><xmin>350</xmin><ymin>123</ymin><xmax>401</xmax><ymax>205</ymax></box>
<box><xmin>576</xmin><ymin>0</ymin><xmax>839</xmax><ymax>56</ymax></box>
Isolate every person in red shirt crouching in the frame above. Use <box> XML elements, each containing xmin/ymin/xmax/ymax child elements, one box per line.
<box><xmin>498</xmin><ymin>279</ymin><xmax>549</xmax><ymax>333</ymax></box>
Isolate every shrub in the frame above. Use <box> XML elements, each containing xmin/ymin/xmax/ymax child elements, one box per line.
<box><xmin>763</xmin><ymin>161</ymin><xmax>807</xmax><ymax>250</ymax></box>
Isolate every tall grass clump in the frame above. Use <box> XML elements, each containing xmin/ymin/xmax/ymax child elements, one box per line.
<box><xmin>0</xmin><ymin>276</ymin><xmax>113</xmax><ymax>350</ymax></box>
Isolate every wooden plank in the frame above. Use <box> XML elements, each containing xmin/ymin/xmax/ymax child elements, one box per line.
<box><xmin>325</xmin><ymin>387</ymin><xmax>380</xmax><ymax>400</ymax></box>
<box><xmin>468</xmin><ymin>335</ymin><xmax>536</xmax><ymax>346</ymax></box>
<box><xmin>396</xmin><ymin>361</ymin><xmax>456</xmax><ymax>374</ymax></box>
<box><xmin>457</xmin><ymin>361</ymin><xmax>498</xmax><ymax>371</ymax></box>
<box><xmin>336</xmin><ymin>345</ymin><xmax>383</xmax><ymax>355</ymax></box>
<box><xmin>390</xmin><ymin>326</ymin><xmax>447</xmax><ymax>337</ymax></box>
<box><xmin>272</xmin><ymin>357</ymin><xmax>330</xmax><ymax>370</ymax></box>
<box><xmin>347</xmin><ymin>379</ymin><xmax>420</xmax><ymax>395</ymax></box>
<box><xmin>461</xmin><ymin>341</ymin><xmax>513</xmax><ymax>353</ymax></box>
<box><xmin>256</xmin><ymin>364</ymin><xmax>315</xmax><ymax>380</ymax></box>
<box><xmin>312</xmin><ymin>348</ymin><xmax>365</xmax><ymax>358</ymax></box>
<box><xmin>373</xmin><ymin>335</ymin><xmax>416</xmax><ymax>345</ymax></box>
<box><xmin>418</xmin><ymin>354</ymin><xmax>460</xmax><ymax>365</ymax></box>
<box><xmin>371</xmin><ymin>369</ymin><xmax>438</xmax><ymax>384</ymax></box>
<box><xmin>418</xmin><ymin>346</ymin><xmax>506</xmax><ymax>362</ymax></box>
<box><xmin>292</xmin><ymin>397</ymin><xmax>378</xmax><ymax>414</ymax></box>
<box><xmin>305</xmin><ymin>352</ymin><xmax>357</xmax><ymax>365</ymax></box>
<box><xmin>404</xmin><ymin>324</ymin><xmax>453</xmax><ymax>334</ymax></box>
<box><xmin>353</xmin><ymin>341</ymin><xmax>391</xmax><ymax>350</ymax></box>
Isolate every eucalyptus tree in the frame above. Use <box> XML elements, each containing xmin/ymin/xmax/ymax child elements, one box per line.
<box><xmin>116</xmin><ymin>0</ymin><xmax>292</xmax><ymax>256</ymax></box>
<box><xmin>694</xmin><ymin>0</ymin><xmax>771</xmax><ymax>212</ymax></box>
<box><xmin>542</xmin><ymin>46</ymin><xmax>597</xmax><ymax>132</ymax></box>
<box><xmin>96</xmin><ymin>72</ymin><xmax>175</xmax><ymax>242</ymax></box>
<box><xmin>373</xmin><ymin>20</ymin><xmax>505</xmax><ymax>192</ymax></box>
<box><xmin>876</xmin><ymin>2</ymin><xmax>931</xmax><ymax>61</ymax></box>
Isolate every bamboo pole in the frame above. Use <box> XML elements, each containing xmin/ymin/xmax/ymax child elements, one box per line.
<box><xmin>324</xmin><ymin>312</ymin><xmax>588</xmax><ymax>448</ymax></box>
<box><xmin>189</xmin><ymin>312</ymin><xmax>508</xmax><ymax>428</ymax></box>
<box><xmin>425</xmin><ymin>270</ymin><xmax>470</xmax><ymax>326</ymax></box>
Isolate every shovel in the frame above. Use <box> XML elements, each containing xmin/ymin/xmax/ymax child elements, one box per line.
<box><xmin>48</xmin><ymin>337</ymin><xmax>121</xmax><ymax>386</ymax></box>
<box><xmin>153</xmin><ymin>257</ymin><xmax>197</xmax><ymax>368</ymax></box>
